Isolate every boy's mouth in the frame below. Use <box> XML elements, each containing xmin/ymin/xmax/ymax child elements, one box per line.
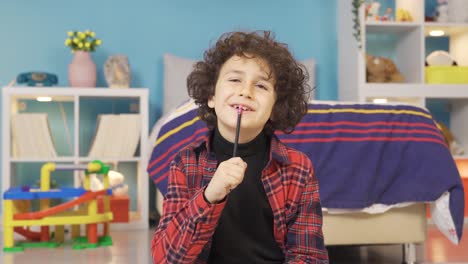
<box><xmin>231</xmin><ymin>104</ymin><xmax>253</xmax><ymax>112</ymax></box>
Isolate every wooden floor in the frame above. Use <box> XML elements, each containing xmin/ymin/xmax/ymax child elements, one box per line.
<box><xmin>1</xmin><ymin>224</ymin><xmax>467</xmax><ymax>263</ymax></box>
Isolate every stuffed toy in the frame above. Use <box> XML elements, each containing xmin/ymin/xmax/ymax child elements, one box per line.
<box><xmin>89</xmin><ymin>170</ymin><xmax>129</xmax><ymax>196</ymax></box>
<box><xmin>108</xmin><ymin>170</ymin><xmax>129</xmax><ymax>196</ymax></box>
<box><xmin>426</xmin><ymin>50</ymin><xmax>457</xmax><ymax>66</ymax></box>
<box><xmin>436</xmin><ymin>0</ymin><xmax>450</xmax><ymax>22</ymax></box>
<box><xmin>366</xmin><ymin>54</ymin><xmax>405</xmax><ymax>83</ymax></box>
<box><xmin>436</xmin><ymin>121</ymin><xmax>465</xmax><ymax>156</ymax></box>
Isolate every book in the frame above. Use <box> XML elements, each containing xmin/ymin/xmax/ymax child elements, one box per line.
<box><xmin>11</xmin><ymin>113</ymin><xmax>57</xmax><ymax>158</ymax></box>
<box><xmin>88</xmin><ymin>114</ymin><xmax>141</xmax><ymax>158</ymax></box>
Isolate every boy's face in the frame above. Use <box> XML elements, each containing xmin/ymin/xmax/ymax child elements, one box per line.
<box><xmin>208</xmin><ymin>55</ymin><xmax>277</xmax><ymax>143</ymax></box>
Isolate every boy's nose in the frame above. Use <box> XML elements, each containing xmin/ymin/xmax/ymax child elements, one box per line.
<box><xmin>238</xmin><ymin>83</ymin><xmax>253</xmax><ymax>99</ymax></box>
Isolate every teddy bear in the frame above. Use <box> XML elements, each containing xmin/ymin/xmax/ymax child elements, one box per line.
<box><xmin>366</xmin><ymin>54</ymin><xmax>405</xmax><ymax>83</ymax></box>
<box><xmin>89</xmin><ymin>170</ymin><xmax>129</xmax><ymax>196</ymax></box>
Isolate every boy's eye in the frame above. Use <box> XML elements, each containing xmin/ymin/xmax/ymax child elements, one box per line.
<box><xmin>228</xmin><ymin>78</ymin><xmax>241</xmax><ymax>83</ymax></box>
<box><xmin>256</xmin><ymin>84</ymin><xmax>268</xmax><ymax>90</ymax></box>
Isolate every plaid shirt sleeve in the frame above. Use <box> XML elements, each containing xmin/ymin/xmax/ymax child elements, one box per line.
<box><xmin>284</xmin><ymin>153</ymin><xmax>329</xmax><ymax>263</ymax></box>
<box><xmin>151</xmin><ymin>153</ymin><xmax>226</xmax><ymax>264</ymax></box>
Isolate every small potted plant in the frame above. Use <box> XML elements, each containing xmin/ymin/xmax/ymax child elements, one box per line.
<box><xmin>65</xmin><ymin>30</ymin><xmax>102</xmax><ymax>87</ymax></box>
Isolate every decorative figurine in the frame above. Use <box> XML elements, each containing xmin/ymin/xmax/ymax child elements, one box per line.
<box><xmin>104</xmin><ymin>55</ymin><xmax>131</xmax><ymax>88</ymax></box>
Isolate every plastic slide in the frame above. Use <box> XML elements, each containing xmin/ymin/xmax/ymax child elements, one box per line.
<box><xmin>14</xmin><ymin>189</ymin><xmax>109</xmax><ymax>220</ymax></box>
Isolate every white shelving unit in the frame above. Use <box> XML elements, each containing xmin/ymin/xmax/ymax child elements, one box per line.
<box><xmin>1</xmin><ymin>87</ymin><xmax>149</xmax><ymax>230</ymax></box>
<box><xmin>338</xmin><ymin>0</ymin><xmax>468</xmax><ymax>159</ymax></box>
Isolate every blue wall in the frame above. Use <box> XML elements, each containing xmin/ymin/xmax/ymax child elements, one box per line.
<box><xmin>0</xmin><ymin>0</ymin><xmax>338</xmax><ymax>123</ymax></box>
<box><xmin>0</xmin><ymin>0</ymin><xmax>338</xmax><ymax>212</ymax></box>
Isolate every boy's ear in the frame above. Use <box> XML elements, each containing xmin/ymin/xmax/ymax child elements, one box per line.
<box><xmin>208</xmin><ymin>96</ymin><xmax>215</xmax><ymax>108</ymax></box>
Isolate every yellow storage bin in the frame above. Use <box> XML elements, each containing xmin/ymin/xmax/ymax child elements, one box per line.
<box><xmin>425</xmin><ymin>66</ymin><xmax>468</xmax><ymax>84</ymax></box>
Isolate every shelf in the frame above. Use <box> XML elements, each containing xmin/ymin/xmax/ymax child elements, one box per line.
<box><xmin>10</xmin><ymin>157</ymin><xmax>76</xmax><ymax>163</ymax></box>
<box><xmin>2</xmin><ymin>87</ymin><xmax>150</xmax><ymax>230</ymax></box>
<box><xmin>9</xmin><ymin>157</ymin><xmax>142</xmax><ymax>163</ymax></box>
<box><xmin>363</xmin><ymin>83</ymin><xmax>468</xmax><ymax>98</ymax></box>
<box><xmin>366</xmin><ymin>21</ymin><xmax>420</xmax><ymax>33</ymax></box>
<box><xmin>10</xmin><ymin>95</ymin><xmax>75</xmax><ymax>102</ymax></box>
<box><xmin>4</xmin><ymin>87</ymin><xmax>148</xmax><ymax>98</ymax></box>
<box><xmin>79</xmin><ymin>157</ymin><xmax>141</xmax><ymax>163</ymax></box>
<box><xmin>339</xmin><ymin>1</ymin><xmax>468</xmax><ymax>186</ymax></box>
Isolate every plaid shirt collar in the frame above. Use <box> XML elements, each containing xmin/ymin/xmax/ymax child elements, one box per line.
<box><xmin>193</xmin><ymin>129</ymin><xmax>291</xmax><ymax>165</ymax></box>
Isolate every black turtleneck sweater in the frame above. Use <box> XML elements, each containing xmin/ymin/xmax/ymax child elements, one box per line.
<box><xmin>207</xmin><ymin>128</ymin><xmax>284</xmax><ymax>264</ymax></box>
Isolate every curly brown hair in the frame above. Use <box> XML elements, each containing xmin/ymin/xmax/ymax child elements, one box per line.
<box><xmin>187</xmin><ymin>30</ymin><xmax>310</xmax><ymax>134</ymax></box>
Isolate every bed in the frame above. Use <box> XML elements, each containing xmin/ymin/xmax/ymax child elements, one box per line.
<box><xmin>148</xmin><ymin>54</ymin><xmax>464</xmax><ymax>263</ymax></box>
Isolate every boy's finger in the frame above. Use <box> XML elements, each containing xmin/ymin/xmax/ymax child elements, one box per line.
<box><xmin>228</xmin><ymin>158</ymin><xmax>247</xmax><ymax>168</ymax></box>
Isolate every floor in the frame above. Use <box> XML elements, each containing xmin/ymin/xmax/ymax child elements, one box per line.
<box><xmin>1</xmin><ymin>224</ymin><xmax>467</xmax><ymax>263</ymax></box>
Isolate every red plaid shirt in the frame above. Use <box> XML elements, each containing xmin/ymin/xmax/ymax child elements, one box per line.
<box><xmin>151</xmin><ymin>133</ymin><xmax>329</xmax><ymax>263</ymax></box>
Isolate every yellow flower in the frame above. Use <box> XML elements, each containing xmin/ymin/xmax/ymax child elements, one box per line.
<box><xmin>65</xmin><ymin>30</ymin><xmax>101</xmax><ymax>52</ymax></box>
<box><xmin>77</xmin><ymin>32</ymin><xmax>86</xmax><ymax>39</ymax></box>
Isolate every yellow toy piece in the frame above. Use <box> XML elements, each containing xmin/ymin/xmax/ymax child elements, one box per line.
<box><xmin>396</xmin><ymin>8</ymin><xmax>413</xmax><ymax>22</ymax></box>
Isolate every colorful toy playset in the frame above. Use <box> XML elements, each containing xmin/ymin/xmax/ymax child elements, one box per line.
<box><xmin>3</xmin><ymin>160</ymin><xmax>114</xmax><ymax>252</ymax></box>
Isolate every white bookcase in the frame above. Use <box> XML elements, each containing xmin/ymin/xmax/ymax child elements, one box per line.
<box><xmin>338</xmin><ymin>0</ymin><xmax>468</xmax><ymax>159</ymax></box>
<box><xmin>1</xmin><ymin>87</ymin><xmax>149</xmax><ymax>230</ymax></box>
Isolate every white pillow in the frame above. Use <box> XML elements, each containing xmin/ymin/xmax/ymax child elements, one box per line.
<box><xmin>163</xmin><ymin>53</ymin><xmax>196</xmax><ymax>114</ymax></box>
<box><xmin>302</xmin><ymin>58</ymin><xmax>316</xmax><ymax>100</ymax></box>
<box><xmin>162</xmin><ymin>53</ymin><xmax>316</xmax><ymax>115</ymax></box>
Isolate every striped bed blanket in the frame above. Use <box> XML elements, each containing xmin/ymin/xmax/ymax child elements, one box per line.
<box><xmin>148</xmin><ymin>100</ymin><xmax>464</xmax><ymax>244</ymax></box>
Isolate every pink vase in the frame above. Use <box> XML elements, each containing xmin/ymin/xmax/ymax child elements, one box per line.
<box><xmin>68</xmin><ymin>51</ymin><xmax>97</xmax><ymax>87</ymax></box>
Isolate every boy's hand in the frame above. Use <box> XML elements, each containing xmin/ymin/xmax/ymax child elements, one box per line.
<box><xmin>204</xmin><ymin>157</ymin><xmax>247</xmax><ymax>204</ymax></box>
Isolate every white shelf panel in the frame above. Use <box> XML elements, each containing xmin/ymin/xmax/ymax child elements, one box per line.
<box><xmin>10</xmin><ymin>95</ymin><xmax>75</xmax><ymax>102</ymax></box>
<box><xmin>363</xmin><ymin>83</ymin><xmax>468</xmax><ymax>98</ymax></box>
<box><xmin>10</xmin><ymin>157</ymin><xmax>143</xmax><ymax>163</ymax></box>
<box><xmin>79</xmin><ymin>157</ymin><xmax>141</xmax><ymax>163</ymax></box>
<box><xmin>10</xmin><ymin>157</ymin><xmax>76</xmax><ymax>163</ymax></box>
<box><xmin>366</xmin><ymin>21</ymin><xmax>420</xmax><ymax>34</ymax></box>
<box><xmin>4</xmin><ymin>87</ymin><xmax>148</xmax><ymax>98</ymax></box>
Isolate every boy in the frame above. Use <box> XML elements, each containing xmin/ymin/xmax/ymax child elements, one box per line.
<box><xmin>152</xmin><ymin>31</ymin><xmax>328</xmax><ymax>263</ymax></box>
